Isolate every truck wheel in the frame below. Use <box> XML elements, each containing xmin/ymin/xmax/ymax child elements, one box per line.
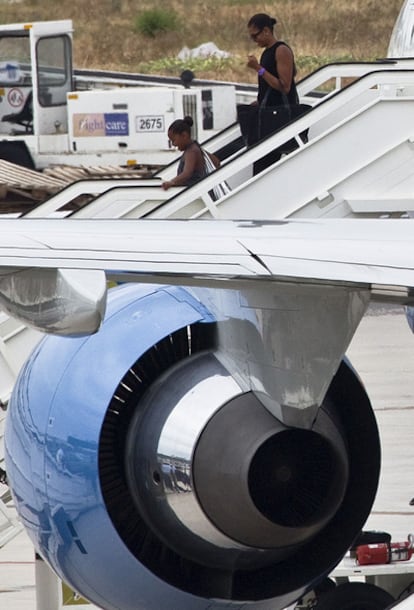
<box><xmin>315</xmin><ymin>582</ymin><xmax>394</xmax><ymax>610</ymax></box>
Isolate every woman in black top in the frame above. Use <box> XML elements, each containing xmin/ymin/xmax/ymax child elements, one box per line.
<box><xmin>246</xmin><ymin>13</ymin><xmax>299</xmax><ymax>107</ymax></box>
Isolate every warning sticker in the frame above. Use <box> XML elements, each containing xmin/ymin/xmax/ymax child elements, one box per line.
<box><xmin>62</xmin><ymin>582</ymin><xmax>91</xmax><ymax>606</ymax></box>
<box><xmin>7</xmin><ymin>87</ymin><xmax>24</xmax><ymax>108</ymax></box>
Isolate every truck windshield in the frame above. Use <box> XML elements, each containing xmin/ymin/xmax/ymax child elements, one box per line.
<box><xmin>0</xmin><ymin>34</ymin><xmax>31</xmax><ymax>86</ymax></box>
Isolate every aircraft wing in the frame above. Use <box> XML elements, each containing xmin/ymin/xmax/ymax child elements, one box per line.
<box><xmin>0</xmin><ymin>216</ymin><xmax>412</xmax><ymax>287</ymax></box>
<box><xmin>0</xmin><ymin>217</ymin><xmax>412</xmax><ymax>333</ymax></box>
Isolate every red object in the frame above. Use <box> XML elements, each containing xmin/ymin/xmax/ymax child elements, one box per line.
<box><xmin>356</xmin><ymin>541</ymin><xmax>413</xmax><ymax>565</ymax></box>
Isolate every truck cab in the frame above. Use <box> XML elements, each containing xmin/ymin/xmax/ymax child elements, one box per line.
<box><xmin>0</xmin><ymin>20</ymin><xmax>72</xmax><ymax>139</ymax></box>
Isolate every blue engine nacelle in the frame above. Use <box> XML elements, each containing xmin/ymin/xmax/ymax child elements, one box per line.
<box><xmin>5</xmin><ymin>284</ymin><xmax>380</xmax><ymax>610</ymax></box>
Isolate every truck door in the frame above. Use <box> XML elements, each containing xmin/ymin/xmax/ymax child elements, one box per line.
<box><xmin>34</xmin><ymin>33</ymin><xmax>73</xmax><ymax>135</ymax></box>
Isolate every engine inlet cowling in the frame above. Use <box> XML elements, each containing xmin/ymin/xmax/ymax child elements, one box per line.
<box><xmin>119</xmin><ymin>352</ymin><xmax>379</xmax><ymax>601</ymax></box>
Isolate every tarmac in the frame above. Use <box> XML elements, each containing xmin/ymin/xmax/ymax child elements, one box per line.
<box><xmin>0</xmin><ymin>303</ymin><xmax>413</xmax><ymax>609</ymax></box>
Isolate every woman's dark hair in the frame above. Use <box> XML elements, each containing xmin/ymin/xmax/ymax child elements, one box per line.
<box><xmin>168</xmin><ymin>115</ymin><xmax>193</xmax><ymax>135</ymax></box>
<box><xmin>247</xmin><ymin>13</ymin><xmax>277</xmax><ymax>31</ymax></box>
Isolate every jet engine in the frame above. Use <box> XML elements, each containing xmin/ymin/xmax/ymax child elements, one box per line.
<box><xmin>5</xmin><ymin>283</ymin><xmax>380</xmax><ymax>610</ymax></box>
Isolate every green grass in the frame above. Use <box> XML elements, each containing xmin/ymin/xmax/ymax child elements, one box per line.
<box><xmin>134</xmin><ymin>9</ymin><xmax>179</xmax><ymax>38</ymax></box>
<box><xmin>0</xmin><ymin>0</ymin><xmax>404</xmax><ymax>82</ymax></box>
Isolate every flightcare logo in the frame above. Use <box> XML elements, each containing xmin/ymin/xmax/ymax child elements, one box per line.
<box><xmin>73</xmin><ymin>113</ymin><xmax>129</xmax><ymax>137</ymax></box>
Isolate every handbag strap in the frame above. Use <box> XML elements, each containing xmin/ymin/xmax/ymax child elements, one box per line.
<box><xmin>260</xmin><ymin>87</ymin><xmax>291</xmax><ymax>114</ymax></box>
<box><xmin>259</xmin><ymin>87</ymin><xmax>270</xmax><ymax>109</ymax></box>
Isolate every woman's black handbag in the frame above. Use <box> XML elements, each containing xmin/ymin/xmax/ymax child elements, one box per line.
<box><xmin>237</xmin><ymin>93</ymin><xmax>311</xmax><ymax>148</ymax></box>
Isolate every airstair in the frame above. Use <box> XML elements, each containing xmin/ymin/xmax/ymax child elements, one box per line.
<box><xmin>0</xmin><ymin>313</ymin><xmax>42</xmax><ymax>547</ymax></box>
<box><xmin>18</xmin><ymin>59</ymin><xmax>414</xmax><ymax>221</ymax></box>
<box><xmin>0</xmin><ymin>409</ymin><xmax>23</xmax><ymax>547</ymax></box>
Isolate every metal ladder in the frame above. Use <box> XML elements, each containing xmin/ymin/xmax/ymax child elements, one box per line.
<box><xmin>0</xmin><ymin>407</ymin><xmax>23</xmax><ymax>547</ymax></box>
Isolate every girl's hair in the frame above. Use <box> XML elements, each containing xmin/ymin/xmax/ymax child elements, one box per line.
<box><xmin>247</xmin><ymin>13</ymin><xmax>277</xmax><ymax>30</ymax></box>
<box><xmin>168</xmin><ymin>115</ymin><xmax>193</xmax><ymax>135</ymax></box>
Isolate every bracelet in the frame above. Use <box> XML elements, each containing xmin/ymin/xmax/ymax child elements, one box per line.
<box><xmin>257</xmin><ymin>66</ymin><xmax>265</xmax><ymax>77</ymax></box>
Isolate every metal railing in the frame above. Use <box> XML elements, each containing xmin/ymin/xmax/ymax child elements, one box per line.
<box><xmin>21</xmin><ymin>67</ymin><xmax>414</xmax><ymax>221</ymax></box>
